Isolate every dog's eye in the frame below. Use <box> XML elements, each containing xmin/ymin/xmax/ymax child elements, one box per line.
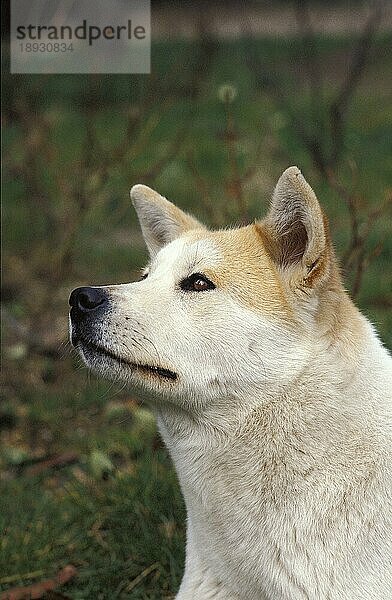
<box><xmin>180</xmin><ymin>273</ymin><xmax>215</xmax><ymax>292</ymax></box>
<box><xmin>139</xmin><ymin>272</ymin><xmax>148</xmax><ymax>281</ymax></box>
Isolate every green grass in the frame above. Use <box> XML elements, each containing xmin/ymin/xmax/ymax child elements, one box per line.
<box><xmin>2</xmin><ymin>32</ymin><xmax>392</xmax><ymax>596</ymax></box>
<box><xmin>1</xmin><ymin>449</ymin><xmax>185</xmax><ymax>599</ymax></box>
<box><xmin>1</xmin><ymin>382</ymin><xmax>185</xmax><ymax>598</ymax></box>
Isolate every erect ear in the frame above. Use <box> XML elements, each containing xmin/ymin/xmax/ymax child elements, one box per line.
<box><xmin>263</xmin><ymin>166</ymin><xmax>332</xmax><ymax>286</ymax></box>
<box><xmin>130</xmin><ymin>185</ymin><xmax>205</xmax><ymax>258</ymax></box>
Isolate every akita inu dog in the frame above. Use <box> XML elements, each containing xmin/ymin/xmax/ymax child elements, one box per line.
<box><xmin>70</xmin><ymin>167</ymin><xmax>392</xmax><ymax>599</ymax></box>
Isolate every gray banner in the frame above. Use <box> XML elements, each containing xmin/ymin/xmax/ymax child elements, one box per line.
<box><xmin>11</xmin><ymin>0</ymin><xmax>150</xmax><ymax>73</ymax></box>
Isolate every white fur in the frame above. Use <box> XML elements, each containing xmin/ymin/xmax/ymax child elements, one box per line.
<box><xmin>71</xmin><ymin>169</ymin><xmax>392</xmax><ymax>599</ymax></box>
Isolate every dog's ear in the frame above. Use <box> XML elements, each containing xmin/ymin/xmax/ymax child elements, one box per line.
<box><xmin>262</xmin><ymin>166</ymin><xmax>332</xmax><ymax>286</ymax></box>
<box><xmin>130</xmin><ymin>185</ymin><xmax>205</xmax><ymax>258</ymax></box>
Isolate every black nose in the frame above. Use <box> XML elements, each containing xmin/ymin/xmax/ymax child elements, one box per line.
<box><xmin>69</xmin><ymin>286</ymin><xmax>108</xmax><ymax>314</ymax></box>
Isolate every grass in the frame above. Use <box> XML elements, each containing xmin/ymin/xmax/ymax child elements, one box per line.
<box><xmin>1</xmin><ymin>381</ymin><xmax>186</xmax><ymax>598</ymax></box>
<box><xmin>1</xmin><ymin>32</ymin><xmax>392</xmax><ymax>597</ymax></box>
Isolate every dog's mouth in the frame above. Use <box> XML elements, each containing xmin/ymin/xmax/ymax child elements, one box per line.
<box><xmin>74</xmin><ymin>337</ymin><xmax>178</xmax><ymax>381</ymax></box>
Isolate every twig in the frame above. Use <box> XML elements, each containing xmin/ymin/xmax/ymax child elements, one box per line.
<box><xmin>125</xmin><ymin>563</ymin><xmax>160</xmax><ymax>592</ymax></box>
<box><xmin>329</xmin><ymin>2</ymin><xmax>383</xmax><ymax>166</ymax></box>
<box><xmin>326</xmin><ymin>167</ymin><xmax>389</xmax><ymax>297</ymax></box>
<box><xmin>186</xmin><ymin>152</ymin><xmax>218</xmax><ymax>225</ymax></box>
<box><xmin>294</xmin><ymin>1</ymin><xmax>323</xmax><ymax>146</ymax></box>
<box><xmin>140</xmin><ymin>123</ymin><xmax>188</xmax><ymax>182</ymax></box>
<box><xmin>25</xmin><ymin>452</ymin><xmax>79</xmax><ymax>476</ymax></box>
<box><xmin>0</xmin><ymin>572</ymin><xmax>44</xmax><ymax>586</ymax></box>
<box><xmin>222</xmin><ymin>101</ymin><xmax>249</xmax><ymax>222</ymax></box>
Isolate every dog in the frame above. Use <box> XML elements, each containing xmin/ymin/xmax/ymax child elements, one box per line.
<box><xmin>69</xmin><ymin>167</ymin><xmax>392</xmax><ymax>599</ymax></box>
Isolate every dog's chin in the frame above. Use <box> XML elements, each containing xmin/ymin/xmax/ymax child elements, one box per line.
<box><xmin>74</xmin><ymin>338</ymin><xmax>178</xmax><ymax>383</ymax></box>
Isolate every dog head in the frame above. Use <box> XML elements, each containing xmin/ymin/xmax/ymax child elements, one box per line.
<box><xmin>70</xmin><ymin>167</ymin><xmax>338</xmax><ymax>408</ymax></box>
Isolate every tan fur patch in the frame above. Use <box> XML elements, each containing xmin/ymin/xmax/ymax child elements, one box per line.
<box><xmin>183</xmin><ymin>221</ymin><xmax>366</xmax><ymax>356</ymax></box>
<box><xmin>185</xmin><ymin>226</ymin><xmax>294</xmax><ymax>321</ymax></box>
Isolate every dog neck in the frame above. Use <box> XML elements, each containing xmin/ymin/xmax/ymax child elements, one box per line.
<box><xmin>153</xmin><ymin>294</ymin><xmax>387</xmax><ymax>457</ymax></box>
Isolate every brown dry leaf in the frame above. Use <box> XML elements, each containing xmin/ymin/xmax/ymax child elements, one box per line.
<box><xmin>159</xmin><ymin>521</ymin><xmax>176</xmax><ymax>540</ymax></box>
<box><xmin>0</xmin><ymin>565</ymin><xmax>77</xmax><ymax>600</ymax></box>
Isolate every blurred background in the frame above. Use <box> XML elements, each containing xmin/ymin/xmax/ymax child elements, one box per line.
<box><xmin>1</xmin><ymin>1</ymin><xmax>392</xmax><ymax>597</ymax></box>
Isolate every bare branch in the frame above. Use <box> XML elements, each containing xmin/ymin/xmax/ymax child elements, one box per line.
<box><xmin>185</xmin><ymin>152</ymin><xmax>218</xmax><ymax>224</ymax></box>
<box><xmin>326</xmin><ymin>166</ymin><xmax>389</xmax><ymax>298</ymax></box>
<box><xmin>222</xmin><ymin>102</ymin><xmax>249</xmax><ymax>222</ymax></box>
<box><xmin>329</xmin><ymin>2</ymin><xmax>383</xmax><ymax>166</ymax></box>
<box><xmin>294</xmin><ymin>1</ymin><xmax>323</xmax><ymax>137</ymax></box>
